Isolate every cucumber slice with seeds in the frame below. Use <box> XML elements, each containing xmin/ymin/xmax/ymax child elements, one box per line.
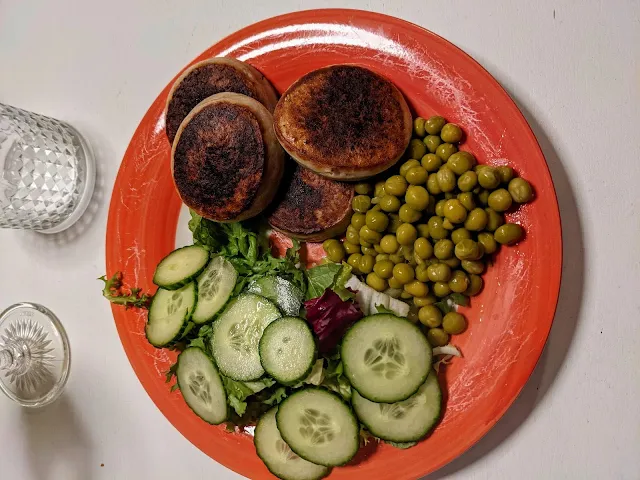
<box><xmin>153</xmin><ymin>245</ymin><xmax>209</xmax><ymax>290</ymax></box>
<box><xmin>192</xmin><ymin>256</ymin><xmax>237</xmax><ymax>324</ymax></box>
<box><xmin>247</xmin><ymin>276</ymin><xmax>304</xmax><ymax>316</ymax></box>
<box><xmin>176</xmin><ymin>347</ymin><xmax>227</xmax><ymax>424</ymax></box>
<box><xmin>276</xmin><ymin>388</ymin><xmax>359</xmax><ymax>467</ymax></box>
<box><xmin>352</xmin><ymin>371</ymin><xmax>442</xmax><ymax>442</ymax></box>
<box><xmin>145</xmin><ymin>282</ymin><xmax>197</xmax><ymax>347</ymax></box>
<box><xmin>341</xmin><ymin>314</ymin><xmax>432</xmax><ymax>403</ymax></box>
<box><xmin>210</xmin><ymin>293</ymin><xmax>281</xmax><ymax>381</ymax></box>
<box><xmin>255</xmin><ymin>407</ymin><xmax>331</xmax><ymax>480</ymax></box>
<box><xmin>259</xmin><ymin>316</ymin><xmax>316</xmax><ymax>384</ymax></box>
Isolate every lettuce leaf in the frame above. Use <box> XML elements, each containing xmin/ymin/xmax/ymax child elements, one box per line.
<box><xmin>305</xmin><ymin>263</ymin><xmax>342</xmax><ymax>300</ymax></box>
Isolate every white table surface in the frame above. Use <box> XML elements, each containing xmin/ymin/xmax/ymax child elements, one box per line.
<box><xmin>1</xmin><ymin>0</ymin><xmax>639</xmax><ymax>479</ymax></box>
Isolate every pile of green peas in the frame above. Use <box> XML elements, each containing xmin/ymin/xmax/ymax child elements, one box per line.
<box><xmin>322</xmin><ymin>115</ymin><xmax>534</xmax><ymax>347</ymax></box>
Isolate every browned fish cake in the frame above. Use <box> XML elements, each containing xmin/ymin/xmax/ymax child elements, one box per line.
<box><xmin>268</xmin><ymin>162</ymin><xmax>354</xmax><ymax>241</ymax></box>
<box><xmin>273</xmin><ymin>65</ymin><xmax>412</xmax><ymax>181</ymax></box>
<box><xmin>165</xmin><ymin>57</ymin><xmax>278</xmax><ymax>143</ymax></box>
<box><xmin>172</xmin><ymin>92</ymin><xmax>284</xmax><ymax>222</ymax></box>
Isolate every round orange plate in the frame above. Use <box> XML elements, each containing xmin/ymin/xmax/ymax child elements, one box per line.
<box><xmin>106</xmin><ymin>9</ymin><xmax>562</xmax><ymax>479</ymax></box>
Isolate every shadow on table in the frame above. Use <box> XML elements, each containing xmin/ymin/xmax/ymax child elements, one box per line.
<box><xmin>427</xmin><ymin>93</ymin><xmax>586</xmax><ymax>478</ymax></box>
<box><xmin>21</xmin><ymin>394</ymin><xmax>93</xmax><ymax>480</ymax></box>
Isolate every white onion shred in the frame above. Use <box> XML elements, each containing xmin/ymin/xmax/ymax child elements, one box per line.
<box><xmin>345</xmin><ymin>275</ymin><xmax>410</xmax><ymax>317</ymax></box>
<box><xmin>433</xmin><ymin>344</ymin><xmax>462</xmax><ymax>373</ymax></box>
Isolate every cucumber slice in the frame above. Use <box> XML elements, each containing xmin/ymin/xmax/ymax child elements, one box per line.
<box><xmin>352</xmin><ymin>371</ymin><xmax>442</xmax><ymax>443</ymax></box>
<box><xmin>341</xmin><ymin>314</ymin><xmax>432</xmax><ymax>403</ymax></box>
<box><xmin>176</xmin><ymin>347</ymin><xmax>227</xmax><ymax>424</ymax></box>
<box><xmin>255</xmin><ymin>407</ymin><xmax>331</xmax><ymax>480</ymax></box>
<box><xmin>276</xmin><ymin>388</ymin><xmax>359</xmax><ymax>467</ymax></box>
<box><xmin>192</xmin><ymin>256</ymin><xmax>237</xmax><ymax>324</ymax></box>
<box><xmin>259</xmin><ymin>317</ymin><xmax>316</xmax><ymax>384</ymax></box>
<box><xmin>247</xmin><ymin>276</ymin><xmax>304</xmax><ymax>316</ymax></box>
<box><xmin>210</xmin><ymin>293</ymin><xmax>281</xmax><ymax>380</ymax></box>
<box><xmin>153</xmin><ymin>245</ymin><xmax>209</xmax><ymax>290</ymax></box>
<box><xmin>145</xmin><ymin>282</ymin><xmax>197</xmax><ymax>347</ymax></box>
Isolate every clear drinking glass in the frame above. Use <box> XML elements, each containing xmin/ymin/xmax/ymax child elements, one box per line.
<box><xmin>0</xmin><ymin>103</ymin><xmax>95</xmax><ymax>233</ymax></box>
<box><xmin>0</xmin><ymin>303</ymin><xmax>71</xmax><ymax>407</ymax></box>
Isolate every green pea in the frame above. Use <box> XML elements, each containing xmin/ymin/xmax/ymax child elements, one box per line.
<box><xmin>416</xmin><ymin>223</ymin><xmax>430</xmax><ymax>238</ymax></box>
<box><xmin>443</xmin><ymin>312</ymin><xmax>467</xmax><ymax>335</ymax></box>
<box><xmin>373</xmin><ymin>259</ymin><xmax>394</xmax><ymax>279</ymax></box>
<box><xmin>477</xmin><ymin>232</ymin><xmax>498</xmax><ymax>254</ymax></box>
<box><xmin>385</xmin><ymin>175</ymin><xmax>408</xmax><ymax>196</ymax></box>
<box><xmin>388</xmin><ymin>277</ymin><xmax>403</xmax><ymax>288</ymax></box>
<box><xmin>440</xmin><ymin>123</ymin><xmax>463</xmax><ymax>143</ymax></box>
<box><xmin>400</xmin><ymin>159</ymin><xmax>421</xmax><ymax>177</ymax></box>
<box><xmin>425</xmin><ymin>115</ymin><xmax>447</xmax><ymax>135</ymax></box>
<box><xmin>362</xmin><ymin>246</ymin><xmax>377</xmax><ymax>257</ymax></box>
<box><xmin>415</xmin><ymin>263</ymin><xmax>430</xmax><ymax>282</ymax></box>
<box><xmin>432</xmin><ymin>281</ymin><xmax>452</xmax><ymax>298</ymax></box>
<box><xmin>451</xmin><ymin>228</ymin><xmax>472</xmax><ymax>245</ymax></box>
<box><xmin>457</xmin><ymin>171</ymin><xmax>477</xmax><ymax>192</ymax></box>
<box><xmin>458</xmin><ymin>192</ymin><xmax>476</xmax><ymax>211</ymax></box>
<box><xmin>406</xmin><ymin>167</ymin><xmax>429</xmax><ymax>187</ymax></box>
<box><xmin>427</xmin><ymin>327</ymin><xmax>450</xmax><ymax>347</ymax></box>
<box><xmin>380</xmin><ymin>195</ymin><xmax>401</xmax><ymax>212</ymax></box>
<box><xmin>494</xmin><ymin>223</ymin><xmax>525</xmax><ymax>245</ymax></box>
<box><xmin>414</xmin><ymin>237</ymin><xmax>433</xmax><ymax>259</ymax></box>
<box><xmin>347</xmin><ymin>253</ymin><xmax>362</xmax><ymax>272</ymax></box>
<box><xmin>442</xmin><ymin>257</ymin><xmax>461</xmax><ymax>268</ymax></box>
<box><xmin>396</xmin><ymin>223</ymin><xmax>418</xmax><ymax>245</ymax></box>
<box><xmin>350</xmin><ymin>212</ymin><xmax>366</xmax><ymax>231</ymax></box>
<box><xmin>435</xmin><ymin>199</ymin><xmax>446</xmax><ymax>217</ymax></box>
<box><xmin>448</xmin><ymin>270</ymin><xmax>470</xmax><ymax>293</ymax></box>
<box><xmin>443</xmin><ymin>199</ymin><xmax>468</xmax><ymax>224</ymax></box>
<box><xmin>465</xmin><ymin>274</ymin><xmax>484</xmax><ymax>296</ymax></box>
<box><xmin>354</xmin><ymin>183</ymin><xmax>372</xmax><ymax>195</ymax></box>
<box><xmin>485</xmin><ymin>208</ymin><xmax>505</xmax><ymax>232</ymax></box>
<box><xmin>497</xmin><ymin>166</ymin><xmax>515</xmax><ymax>184</ymax></box>
<box><xmin>436</xmin><ymin>143</ymin><xmax>457</xmax><ymax>161</ymax></box>
<box><xmin>359</xmin><ymin>254</ymin><xmax>375</xmax><ymax>274</ymax></box>
<box><xmin>434</xmin><ymin>239</ymin><xmax>454</xmax><ymax>260</ymax></box>
<box><xmin>366</xmin><ymin>272</ymin><xmax>388</xmax><ymax>292</ymax></box>
<box><xmin>346</xmin><ymin>225</ymin><xmax>360</xmax><ymax>244</ymax></box>
<box><xmin>488</xmin><ymin>188</ymin><xmax>513</xmax><ymax>212</ymax></box>
<box><xmin>408</xmin><ymin>138</ymin><xmax>427</xmax><ymax>160</ymax></box>
<box><xmin>389</xmin><ymin>253</ymin><xmax>405</xmax><ymax>264</ymax></box>
<box><xmin>424</xmin><ymin>135</ymin><xmax>442</xmax><ymax>153</ymax></box>
<box><xmin>421</xmin><ymin>153</ymin><xmax>442</xmax><ymax>172</ymax></box>
<box><xmin>387</xmin><ymin>213</ymin><xmax>402</xmax><ymax>233</ymax></box>
<box><xmin>436</xmin><ymin>167</ymin><xmax>456</xmax><ymax>192</ymax></box>
<box><xmin>399</xmin><ymin>204</ymin><xmax>421</xmax><ymax>223</ymax></box>
<box><xmin>415</xmin><ymin>294</ymin><xmax>437</xmax><ymax>307</ymax></box>
<box><xmin>360</xmin><ymin>225</ymin><xmax>382</xmax><ymax>244</ymax></box>
<box><xmin>404</xmin><ymin>280</ymin><xmax>429</xmax><ymax>298</ymax></box>
<box><xmin>508</xmin><ymin>178</ymin><xmax>534</xmax><ymax>203</ymax></box>
<box><xmin>375</xmin><ymin>253</ymin><xmax>390</xmax><ymax>262</ymax></box>
<box><xmin>477</xmin><ymin>189</ymin><xmax>490</xmax><ymax>206</ymax></box>
<box><xmin>373</xmin><ymin>244</ymin><xmax>384</xmax><ymax>254</ymax></box>
<box><xmin>455</xmin><ymin>239</ymin><xmax>484</xmax><ymax>261</ymax></box>
<box><xmin>426</xmin><ymin>173</ymin><xmax>442</xmax><ymax>195</ymax></box>
<box><xmin>365</xmin><ymin>209</ymin><xmax>389</xmax><ymax>232</ymax></box>
<box><xmin>413</xmin><ymin>117</ymin><xmax>426</xmax><ymax>137</ymax></box>
<box><xmin>461</xmin><ymin>259</ymin><xmax>485</xmax><ymax>274</ymax></box>
<box><xmin>352</xmin><ymin>195</ymin><xmax>371</xmax><ymax>213</ymax></box>
<box><xmin>442</xmin><ymin>218</ymin><xmax>455</xmax><ymax>230</ymax></box>
<box><xmin>419</xmin><ymin>305</ymin><xmax>443</xmax><ymax>327</ymax></box>
<box><xmin>464</xmin><ymin>208</ymin><xmax>489</xmax><ymax>231</ymax></box>
<box><xmin>374</xmin><ymin>181</ymin><xmax>386</xmax><ymax>198</ymax></box>
<box><xmin>427</xmin><ymin>263</ymin><xmax>451</xmax><ymax>282</ymax></box>
<box><xmin>447</xmin><ymin>151</ymin><xmax>476</xmax><ymax>175</ymax></box>
<box><xmin>344</xmin><ymin>241</ymin><xmax>361</xmax><ymax>255</ymax></box>
<box><xmin>392</xmin><ymin>263</ymin><xmax>415</xmax><ymax>285</ymax></box>
<box><xmin>477</xmin><ymin>167</ymin><xmax>500</xmax><ymax>189</ymax></box>
<box><xmin>322</xmin><ymin>239</ymin><xmax>340</xmax><ymax>252</ymax></box>
<box><xmin>380</xmin><ymin>234</ymin><xmax>399</xmax><ymax>254</ymax></box>
<box><xmin>405</xmin><ymin>185</ymin><xmax>430</xmax><ymax>211</ymax></box>
<box><xmin>427</xmin><ymin>216</ymin><xmax>448</xmax><ymax>240</ymax></box>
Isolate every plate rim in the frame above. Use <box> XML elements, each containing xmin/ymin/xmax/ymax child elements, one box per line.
<box><xmin>106</xmin><ymin>8</ymin><xmax>563</xmax><ymax>478</ymax></box>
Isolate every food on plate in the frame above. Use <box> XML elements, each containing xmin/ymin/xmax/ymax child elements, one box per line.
<box><xmin>105</xmin><ymin>60</ymin><xmax>537</xmax><ymax>478</ymax></box>
<box><xmin>322</xmin><ymin>114</ymin><xmax>534</xmax><ymax>347</ymax></box>
<box><xmin>268</xmin><ymin>163</ymin><xmax>354</xmax><ymax>241</ymax></box>
<box><xmin>273</xmin><ymin>65</ymin><xmax>412</xmax><ymax>180</ymax></box>
<box><xmin>171</xmin><ymin>92</ymin><xmax>285</xmax><ymax>222</ymax></box>
<box><xmin>165</xmin><ymin>57</ymin><xmax>278</xmax><ymax>143</ymax></box>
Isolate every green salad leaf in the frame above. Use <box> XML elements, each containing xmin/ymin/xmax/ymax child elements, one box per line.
<box><xmin>305</xmin><ymin>262</ymin><xmax>342</xmax><ymax>300</ymax></box>
<box><xmin>374</xmin><ymin>304</ymin><xmax>395</xmax><ymax>315</ymax></box>
<box><xmin>434</xmin><ymin>293</ymin><xmax>470</xmax><ymax>314</ymax></box>
<box><xmin>387</xmin><ymin>441</ymin><xmax>418</xmax><ymax>449</ymax></box>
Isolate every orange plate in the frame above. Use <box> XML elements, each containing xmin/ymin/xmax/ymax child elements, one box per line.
<box><xmin>106</xmin><ymin>9</ymin><xmax>562</xmax><ymax>479</ymax></box>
